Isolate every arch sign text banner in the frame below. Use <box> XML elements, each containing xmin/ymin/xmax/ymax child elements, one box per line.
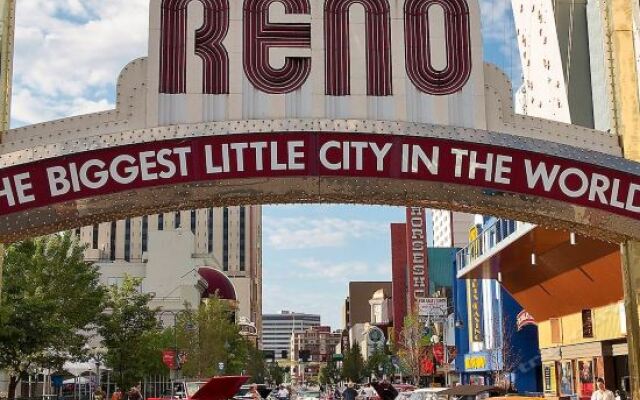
<box><xmin>0</xmin><ymin>0</ymin><xmax>637</xmax><ymax>242</ymax></box>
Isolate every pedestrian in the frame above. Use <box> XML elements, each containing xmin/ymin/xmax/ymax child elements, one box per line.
<box><xmin>276</xmin><ymin>385</ymin><xmax>289</xmax><ymax>400</ymax></box>
<box><xmin>342</xmin><ymin>383</ymin><xmax>358</xmax><ymax>400</ymax></box>
<box><xmin>249</xmin><ymin>384</ymin><xmax>260</xmax><ymax>400</ymax></box>
<box><xmin>94</xmin><ymin>387</ymin><xmax>106</xmax><ymax>400</ymax></box>
<box><xmin>592</xmin><ymin>378</ymin><xmax>615</xmax><ymax>400</ymax></box>
<box><xmin>128</xmin><ymin>385</ymin><xmax>143</xmax><ymax>400</ymax></box>
<box><xmin>333</xmin><ymin>386</ymin><xmax>342</xmax><ymax>400</ymax></box>
<box><xmin>111</xmin><ymin>388</ymin><xmax>123</xmax><ymax>400</ymax></box>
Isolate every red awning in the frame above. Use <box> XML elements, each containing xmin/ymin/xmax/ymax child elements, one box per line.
<box><xmin>191</xmin><ymin>376</ymin><xmax>249</xmax><ymax>400</ymax></box>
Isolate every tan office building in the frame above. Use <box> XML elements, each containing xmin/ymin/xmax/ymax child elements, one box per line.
<box><xmin>76</xmin><ymin>206</ymin><xmax>263</xmax><ymax>335</ymax></box>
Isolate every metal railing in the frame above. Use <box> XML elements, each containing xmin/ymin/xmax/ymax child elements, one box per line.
<box><xmin>456</xmin><ymin>219</ymin><xmax>534</xmax><ymax>272</ymax></box>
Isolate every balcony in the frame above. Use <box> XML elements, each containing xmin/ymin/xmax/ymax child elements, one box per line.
<box><xmin>455</xmin><ymin>219</ymin><xmax>620</xmax><ymax>321</ymax></box>
<box><xmin>456</xmin><ymin>220</ymin><xmax>535</xmax><ymax>278</ymax></box>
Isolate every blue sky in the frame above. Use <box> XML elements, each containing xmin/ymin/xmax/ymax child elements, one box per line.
<box><xmin>11</xmin><ymin>0</ymin><xmax>520</xmax><ymax>330</ymax></box>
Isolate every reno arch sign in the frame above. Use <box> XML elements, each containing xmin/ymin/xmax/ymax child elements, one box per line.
<box><xmin>0</xmin><ymin>0</ymin><xmax>637</xmax><ymax>243</ymax></box>
<box><xmin>159</xmin><ymin>0</ymin><xmax>471</xmax><ymax>96</ymax></box>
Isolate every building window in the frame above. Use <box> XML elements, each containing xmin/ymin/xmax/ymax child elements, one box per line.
<box><xmin>191</xmin><ymin>210</ymin><xmax>197</xmax><ymax>234</ymax></box>
<box><xmin>175</xmin><ymin>211</ymin><xmax>181</xmax><ymax>229</ymax></box>
<box><xmin>208</xmin><ymin>208</ymin><xmax>214</xmax><ymax>253</ymax></box>
<box><xmin>158</xmin><ymin>214</ymin><xmax>164</xmax><ymax>231</ymax></box>
<box><xmin>124</xmin><ymin>218</ymin><xmax>131</xmax><ymax>262</ymax></box>
<box><xmin>109</xmin><ymin>221</ymin><xmax>117</xmax><ymax>261</ymax></box>
<box><xmin>582</xmin><ymin>309</ymin><xmax>594</xmax><ymax>338</ymax></box>
<box><xmin>550</xmin><ymin>318</ymin><xmax>562</xmax><ymax>344</ymax></box>
<box><xmin>240</xmin><ymin>207</ymin><xmax>246</xmax><ymax>271</ymax></box>
<box><xmin>92</xmin><ymin>224</ymin><xmax>99</xmax><ymax>249</ymax></box>
<box><xmin>223</xmin><ymin>207</ymin><xmax>229</xmax><ymax>271</ymax></box>
<box><xmin>142</xmin><ymin>216</ymin><xmax>148</xmax><ymax>253</ymax></box>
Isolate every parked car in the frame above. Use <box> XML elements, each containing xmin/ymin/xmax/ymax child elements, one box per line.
<box><xmin>234</xmin><ymin>384</ymin><xmax>271</xmax><ymax>400</ymax></box>
<box><xmin>438</xmin><ymin>385</ymin><xmax>506</xmax><ymax>400</ymax></box>
<box><xmin>298</xmin><ymin>390</ymin><xmax>323</xmax><ymax>400</ymax></box>
<box><xmin>151</xmin><ymin>376</ymin><xmax>250</xmax><ymax>400</ymax></box>
<box><xmin>408</xmin><ymin>388</ymin><xmax>448</xmax><ymax>400</ymax></box>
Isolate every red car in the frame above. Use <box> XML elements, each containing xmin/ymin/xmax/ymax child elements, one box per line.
<box><xmin>150</xmin><ymin>376</ymin><xmax>250</xmax><ymax>400</ymax></box>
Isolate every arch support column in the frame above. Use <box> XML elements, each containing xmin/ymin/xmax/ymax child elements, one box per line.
<box><xmin>608</xmin><ymin>0</ymin><xmax>640</xmax><ymax>396</ymax></box>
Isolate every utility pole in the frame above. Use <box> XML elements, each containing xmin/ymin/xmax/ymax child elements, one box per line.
<box><xmin>0</xmin><ymin>0</ymin><xmax>16</xmax><ymax>306</ymax></box>
<box><xmin>606</xmin><ymin>1</ymin><xmax>640</xmax><ymax>398</ymax></box>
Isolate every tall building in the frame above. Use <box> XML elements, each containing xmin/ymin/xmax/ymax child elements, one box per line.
<box><xmin>430</xmin><ymin>210</ymin><xmax>476</xmax><ymax>248</ymax></box>
<box><xmin>262</xmin><ymin>311</ymin><xmax>321</xmax><ymax>359</ymax></box>
<box><xmin>290</xmin><ymin>326</ymin><xmax>342</xmax><ymax>383</ymax></box>
<box><xmin>513</xmin><ymin>0</ymin><xmax>609</xmax><ymax>131</ymax></box>
<box><xmin>343</xmin><ymin>281</ymin><xmax>393</xmax><ymax>330</ymax></box>
<box><xmin>454</xmin><ymin>218</ymin><xmax>541</xmax><ymax>390</ymax></box>
<box><xmin>79</xmin><ymin>206</ymin><xmax>263</xmax><ymax>336</ymax></box>
<box><xmin>453</xmin><ymin>1</ymin><xmax>634</xmax><ymax>396</ymax></box>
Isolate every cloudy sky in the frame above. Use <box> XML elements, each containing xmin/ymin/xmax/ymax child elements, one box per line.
<box><xmin>12</xmin><ymin>0</ymin><xmax>520</xmax><ymax>330</ymax></box>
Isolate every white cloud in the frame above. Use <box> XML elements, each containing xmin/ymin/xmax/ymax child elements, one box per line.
<box><xmin>263</xmin><ymin>216</ymin><xmax>387</xmax><ymax>250</ymax></box>
<box><xmin>12</xmin><ymin>0</ymin><xmax>149</xmax><ymax>126</ymax></box>
<box><xmin>479</xmin><ymin>0</ymin><xmax>513</xmax><ymax>41</ymax></box>
<box><xmin>292</xmin><ymin>259</ymin><xmax>370</xmax><ymax>280</ymax></box>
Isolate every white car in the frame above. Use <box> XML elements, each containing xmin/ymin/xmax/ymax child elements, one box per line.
<box><xmin>297</xmin><ymin>391</ymin><xmax>322</xmax><ymax>400</ymax></box>
<box><xmin>408</xmin><ymin>388</ymin><xmax>448</xmax><ymax>400</ymax></box>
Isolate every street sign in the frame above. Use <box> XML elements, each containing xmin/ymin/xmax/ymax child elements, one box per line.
<box><xmin>218</xmin><ymin>362</ymin><xmax>225</xmax><ymax>372</ymax></box>
<box><xmin>418</xmin><ymin>298</ymin><xmax>448</xmax><ymax>318</ymax></box>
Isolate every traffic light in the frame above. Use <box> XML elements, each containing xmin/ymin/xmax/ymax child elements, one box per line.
<box><xmin>263</xmin><ymin>350</ymin><xmax>275</xmax><ymax>362</ymax></box>
<box><xmin>298</xmin><ymin>349</ymin><xmax>311</xmax><ymax>362</ymax></box>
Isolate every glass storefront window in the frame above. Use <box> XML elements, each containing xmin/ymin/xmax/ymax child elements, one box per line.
<box><xmin>578</xmin><ymin>359</ymin><xmax>595</xmax><ymax>400</ymax></box>
<box><xmin>560</xmin><ymin>361</ymin><xmax>575</xmax><ymax>396</ymax></box>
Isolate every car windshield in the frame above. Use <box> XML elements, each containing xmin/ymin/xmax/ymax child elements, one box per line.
<box><xmin>186</xmin><ymin>383</ymin><xmax>205</xmax><ymax>396</ymax></box>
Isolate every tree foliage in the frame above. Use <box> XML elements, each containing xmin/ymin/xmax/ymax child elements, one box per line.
<box><xmin>98</xmin><ymin>276</ymin><xmax>161</xmax><ymax>391</ymax></box>
<box><xmin>397</xmin><ymin>312</ymin><xmax>430</xmax><ymax>384</ymax></box>
<box><xmin>176</xmin><ymin>298</ymin><xmax>249</xmax><ymax>378</ymax></box>
<box><xmin>342</xmin><ymin>343</ymin><xmax>366</xmax><ymax>383</ymax></box>
<box><xmin>488</xmin><ymin>315</ymin><xmax>521</xmax><ymax>389</ymax></box>
<box><xmin>0</xmin><ymin>233</ymin><xmax>106</xmax><ymax>399</ymax></box>
<box><xmin>244</xmin><ymin>344</ymin><xmax>268</xmax><ymax>384</ymax></box>
<box><xmin>319</xmin><ymin>360</ymin><xmax>341</xmax><ymax>385</ymax></box>
<box><xmin>268</xmin><ymin>363</ymin><xmax>286</xmax><ymax>386</ymax></box>
<box><xmin>366</xmin><ymin>346</ymin><xmax>394</xmax><ymax>380</ymax></box>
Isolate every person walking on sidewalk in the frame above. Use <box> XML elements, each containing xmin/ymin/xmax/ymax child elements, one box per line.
<box><xmin>592</xmin><ymin>378</ymin><xmax>615</xmax><ymax>400</ymax></box>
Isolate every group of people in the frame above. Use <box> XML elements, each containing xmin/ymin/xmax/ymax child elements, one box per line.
<box><xmin>331</xmin><ymin>381</ymin><xmax>397</xmax><ymax>400</ymax></box>
<box><xmin>93</xmin><ymin>385</ymin><xmax>143</xmax><ymax>400</ymax></box>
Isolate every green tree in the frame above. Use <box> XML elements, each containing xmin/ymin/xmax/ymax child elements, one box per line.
<box><xmin>0</xmin><ymin>233</ymin><xmax>106</xmax><ymax>400</ymax></box>
<box><xmin>176</xmin><ymin>298</ymin><xmax>249</xmax><ymax>378</ymax></box>
<box><xmin>244</xmin><ymin>345</ymin><xmax>268</xmax><ymax>384</ymax></box>
<box><xmin>342</xmin><ymin>343</ymin><xmax>365</xmax><ymax>383</ymax></box>
<box><xmin>98</xmin><ymin>276</ymin><xmax>160</xmax><ymax>391</ymax></box>
<box><xmin>319</xmin><ymin>360</ymin><xmax>341</xmax><ymax>385</ymax></box>
<box><xmin>267</xmin><ymin>363</ymin><xmax>286</xmax><ymax>386</ymax></box>
<box><xmin>397</xmin><ymin>312</ymin><xmax>430</xmax><ymax>385</ymax></box>
<box><xmin>366</xmin><ymin>346</ymin><xmax>394</xmax><ymax>380</ymax></box>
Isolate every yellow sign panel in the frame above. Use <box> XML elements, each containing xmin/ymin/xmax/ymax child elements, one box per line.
<box><xmin>543</xmin><ymin>362</ymin><xmax>558</xmax><ymax>394</ymax></box>
<box><xmin>465</xmin><ymin>355</ymin><xmax>487</xmax><ymax>370</ymax></box>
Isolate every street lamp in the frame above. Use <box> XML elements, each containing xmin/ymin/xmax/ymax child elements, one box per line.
<box><xmin>90</xmin><ymin>347</ymin><xmax>108</xmax><ymax>386</ymax></box>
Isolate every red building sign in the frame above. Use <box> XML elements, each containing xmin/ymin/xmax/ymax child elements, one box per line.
<box><xmin>406</xmin><ymin>207</ymin><xmax>429</xmax><ymax>312</ymax></box>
